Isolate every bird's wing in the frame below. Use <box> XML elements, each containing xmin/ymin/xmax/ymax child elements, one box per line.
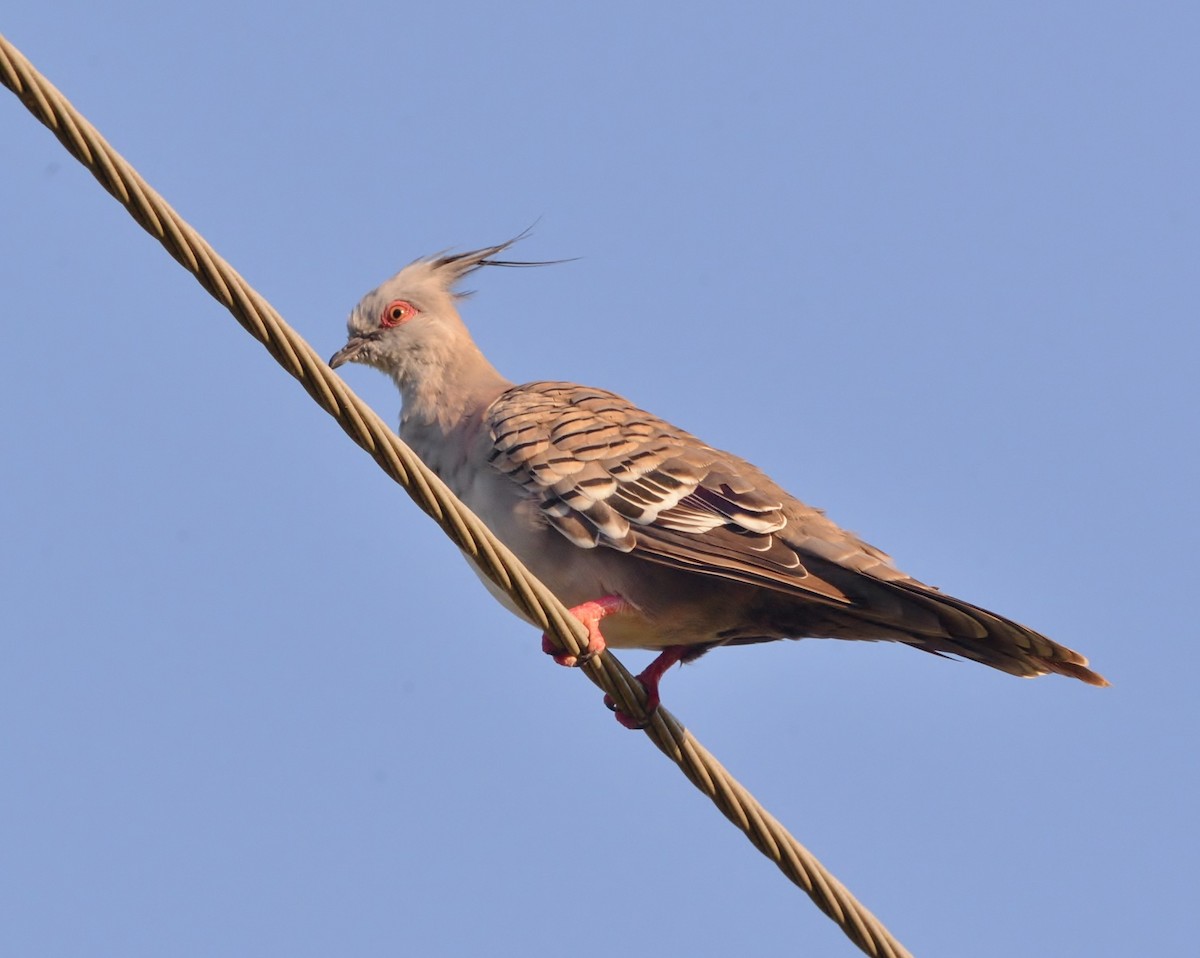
<box><xmin>485</xmin><ymin>382</ymin><xmax>911</xmax><ymax>609</ymax></box>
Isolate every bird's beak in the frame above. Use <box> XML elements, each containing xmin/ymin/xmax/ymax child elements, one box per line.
<box><xmin>328</xmin><ymin>334</ymin><xmax>374</xmax><ymax>369</ymax></box>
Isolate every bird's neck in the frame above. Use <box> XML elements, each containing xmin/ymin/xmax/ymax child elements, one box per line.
<box><xmin>393</xmin><ymin>337</ymin><xmax>512</xmax><ymax>437</ymax></box>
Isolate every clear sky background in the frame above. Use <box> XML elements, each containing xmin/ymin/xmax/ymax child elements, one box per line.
<box><xmin>2</xmin><ymin>4</ymin><xmax>1196</xmax><ymax>956</ymax></box>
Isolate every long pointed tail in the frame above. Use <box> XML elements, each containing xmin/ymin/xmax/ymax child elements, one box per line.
<box><xmin>887</xmin><ymin>581</ymin><xmax>1109</xmax><ymax>686</ymax></box>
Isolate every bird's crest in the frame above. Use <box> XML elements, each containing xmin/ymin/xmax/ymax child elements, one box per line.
<box><xmin>424</xmin><ymin>230</ymin><xmax>574</xmax><ymax>298</ymax></box>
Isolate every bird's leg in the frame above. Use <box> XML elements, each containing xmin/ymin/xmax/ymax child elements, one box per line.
<box><xmin>605</xmin><ymin>645</ymin><xmax>687</xmax><ymax>729</ymax></box>
<box><xmin>541</xmin><ymin>594</ymin><xmax>629</xmax><ymax>668</ymax></box>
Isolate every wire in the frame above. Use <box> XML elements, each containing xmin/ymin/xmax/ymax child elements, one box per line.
<box><xmin>1</xmin><ymin>32</ymin><xmax>914</xmax><ymax>958</ymax></box>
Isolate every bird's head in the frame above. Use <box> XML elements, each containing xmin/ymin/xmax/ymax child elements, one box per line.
<box><xmin>328</xmin><ymin>237</ymin><xmax>560</xmax><ymax>380</ymax></box>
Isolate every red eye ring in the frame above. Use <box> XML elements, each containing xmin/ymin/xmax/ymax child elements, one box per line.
<box><xmin>380</xmin><ymin>299</ymin><xmax>417</xmax><ymax>327</ymax></box>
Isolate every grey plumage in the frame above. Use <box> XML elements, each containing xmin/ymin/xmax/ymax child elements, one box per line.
<box><xmin>330</xmin><ymin>240</ymin><xmax>1108</xmax><ymax>710</ymax></box>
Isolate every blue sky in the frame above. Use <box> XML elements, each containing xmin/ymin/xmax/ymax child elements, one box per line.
<box><xmin>1</xmin><ymin>4</ymin><xmax>1196</xmax><ymax>956</ymax></box>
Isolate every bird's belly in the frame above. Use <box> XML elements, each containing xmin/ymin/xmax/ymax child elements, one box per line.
<box><xmin>459</xmin><ymin>552</ymin><xmax>690</xmax><ymax>646</ymax></box>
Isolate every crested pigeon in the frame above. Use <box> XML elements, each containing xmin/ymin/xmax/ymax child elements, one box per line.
<box><xmin>329</xmin><ymin>240</ymin><xmax>1108</xmax><ymax>726</ymax></box>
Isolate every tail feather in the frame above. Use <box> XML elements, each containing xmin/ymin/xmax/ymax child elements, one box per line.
<box><xmin>792</xmin><ymin>553</ymin><xmax>1110</xmax><ymax>687</ymax></box>
<box><xmin>890</xmin><ymin>582</ymin><xmax>1110</xmax><ymax>687</ymax></box>
<box><xmin>1029</xmin><ymin>655</ymin><xmax>1110</xmax><ymax>687</ymax></box>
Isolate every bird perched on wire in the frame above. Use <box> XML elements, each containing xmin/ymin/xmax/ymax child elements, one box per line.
<box><xmin>329</xmin><ymin>239</ymin><xmax>1107</xmax><ymax>726</ymax></box>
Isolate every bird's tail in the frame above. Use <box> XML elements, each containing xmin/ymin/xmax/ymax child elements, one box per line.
<box><xmin>880</xmin><ymin>580</ymin><xmax>1109</xmax><ymax>686</ymax></box>
<box><xmin>787</xmin><ymin>552</ymin><xmax>1109</xmax><ymax>686</ymax></box>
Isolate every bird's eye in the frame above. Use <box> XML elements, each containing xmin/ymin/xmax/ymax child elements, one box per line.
<box><xmin>380</xmin><ymin>300</ymin><xmax>417</xmax><ymax>327</ymax></box>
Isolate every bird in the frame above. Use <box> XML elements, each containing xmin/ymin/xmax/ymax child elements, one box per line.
<box><xmin>329</xmin><ymin>239</ymin><xmax>1108</xmax><ymax>726</ymax></box>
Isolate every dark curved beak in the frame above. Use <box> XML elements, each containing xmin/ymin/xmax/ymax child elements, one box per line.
<box><xmin>328</xmin><ymin>333</ymin><xmax>376</xmax><ymax>369</ymax></box>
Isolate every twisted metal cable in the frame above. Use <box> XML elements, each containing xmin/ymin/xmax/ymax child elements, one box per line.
<box><xmin>1</xmin><ymin>32</ymin><xmax>913</xmax><ymax>958</ymax></box>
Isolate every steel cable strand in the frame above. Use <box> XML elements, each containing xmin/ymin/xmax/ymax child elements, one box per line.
<box><xmin>1</xmin><ymin>33</ymin><xmax>913</xmax><ymax>958</ymax></box>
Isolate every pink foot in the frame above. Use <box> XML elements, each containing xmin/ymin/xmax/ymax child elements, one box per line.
<box><xmin>605</xmin><ymin>645</ymin><xmax>687</xmax><ymax>729</ymax></box>
<box><xmin>541</xmin><ymin>595</ymin><xmax>629</xmax><ymax>668</ymax></box>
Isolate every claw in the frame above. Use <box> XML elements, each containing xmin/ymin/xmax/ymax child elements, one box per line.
<box><xmin>541</xmin><ymin>595</ymin><xmax>629</xmax><ymax>668</ymax></box>
<box><xmin>603</xmin><ymin>645</ymin><xmax>687</xmax><ymax>729</ymax></box>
